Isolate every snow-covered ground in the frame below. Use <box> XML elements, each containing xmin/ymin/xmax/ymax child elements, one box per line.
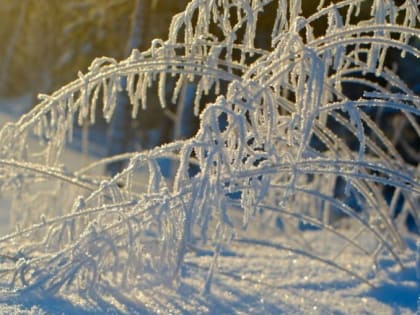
<box><xmin>0</xmin><ymin>99</ymin><xmax>418</xmax><ymax>314</ymax></box>
<box><xmin>0</xmin><ymin>231</ymin><xmax>417</xmax><ymax>314</ymax></box>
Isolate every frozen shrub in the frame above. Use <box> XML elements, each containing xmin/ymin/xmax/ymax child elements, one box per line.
<box><xmin>0</xmin><ymin>0</ymin><xmax>418</xmax><ymax>307</ymax></box>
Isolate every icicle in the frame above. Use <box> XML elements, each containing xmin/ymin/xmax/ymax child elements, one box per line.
<box><xmin>102</xmin><ymin>76</ymin><xmax>119</xmax><ymax>123</ymax></box>
<box><xmin>344</xmin><ymin>101</ymin><xmax>365</xmax><ymax>164</ymax></box>
<box><xmin>89</xmin><ymin>84</ymin><xmax>100</xmax><ymax>124</ymax></box>
<box><xmin>158</xmin><ymin>72</ymin><xmax>167</xmax><ymax>108</ymax></box>
<box><xmin>171</xmin><ymin>75</ymin><xmax>185</xmax><ymax>105</ymax></box>
<box><xmin>368</xmin><ymin>0</ymin><xmax>386</xmax><ymax>74</ymax></box>
<box><xmin>77</xmin><ymin>71</ymin><xmax>90</xmax><ymax>126</ymax></box>
<box><xmin>132</xmin><ymin>73</ymin><xmax>143</xmax><ymax>115</ymax></box>
<box><xmin>141</xmin><ymin>74</ymin><xmax>150</xmax><ymax>110</ymax></box>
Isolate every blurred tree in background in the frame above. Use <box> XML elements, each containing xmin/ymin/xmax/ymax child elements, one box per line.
<box><xmin>0</xmin><ymin>0</ymin><xmax>187</xmax><ymax>98</ymax></box>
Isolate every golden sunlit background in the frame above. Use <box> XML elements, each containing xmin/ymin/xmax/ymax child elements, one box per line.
<box><xmin>0</xmin><ymin>0</ymin><xmax>188</xmax><ymax>100</ymax></box>
<box><xmin>0</xmin><ymin>0</ymin><xmax>417</xmax><ymax>101</ymax></box>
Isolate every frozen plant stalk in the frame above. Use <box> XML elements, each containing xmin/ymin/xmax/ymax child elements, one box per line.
<box><xmin>0</xmin><ymin>0</ymin><xmax>418</xmax><ymax>309</ymax></box>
